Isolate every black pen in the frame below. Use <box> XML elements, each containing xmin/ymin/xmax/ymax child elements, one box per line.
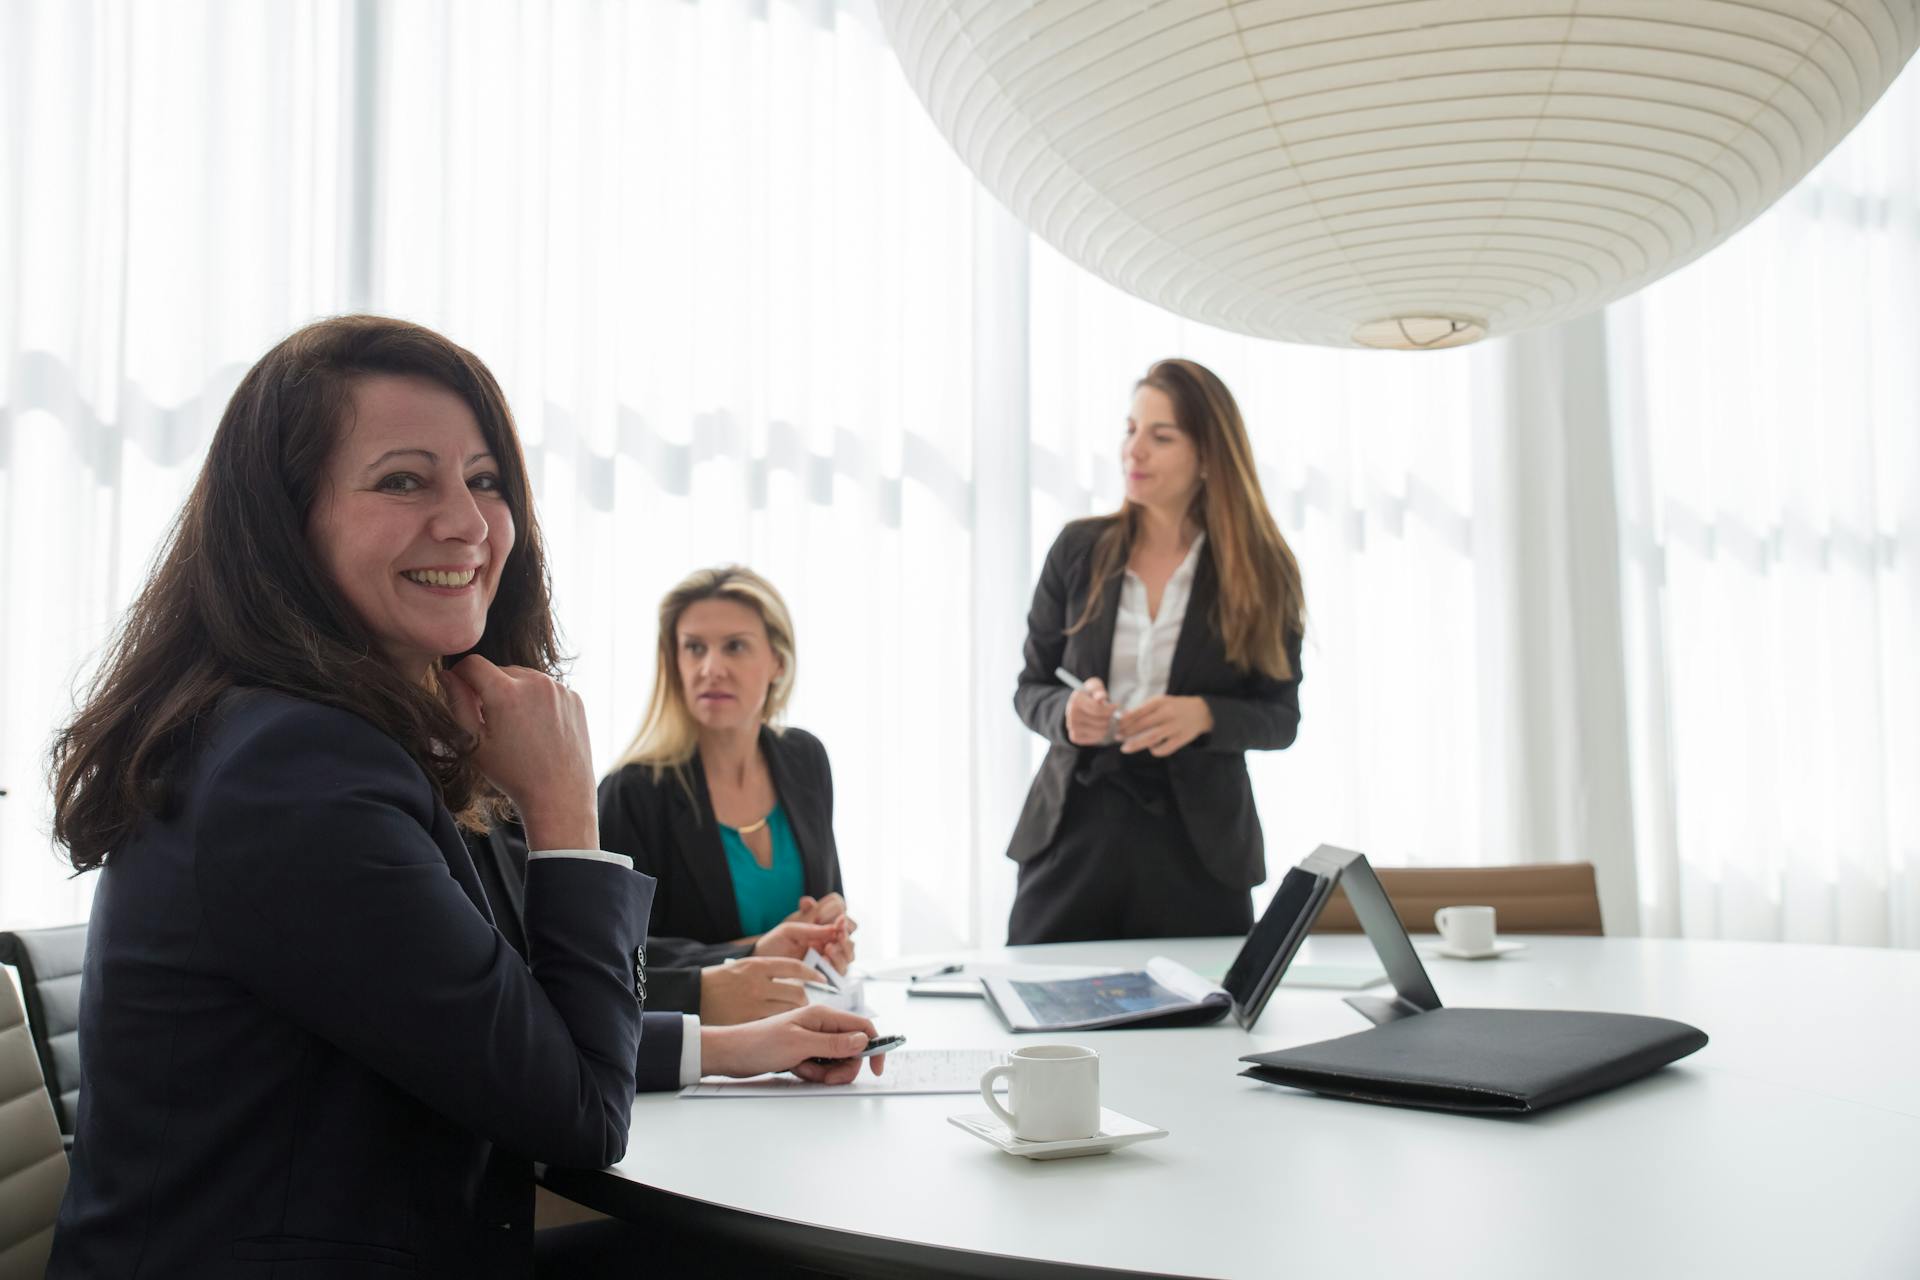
<box><xmin>910</xmin><ymin>963</ymin><xmax>965</xmax><ymax>983</ymax></box>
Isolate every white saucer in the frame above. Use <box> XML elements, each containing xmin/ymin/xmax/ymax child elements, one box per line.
<box><xmin>1433</xmin><ymin>939</ymin><xmax>1528</xmax><ymax>960</ymax></box>
<box><xmin>947</xmin><ymin>1107</ymin><xmax>1167</xmax><ymax>1160</ymax></box>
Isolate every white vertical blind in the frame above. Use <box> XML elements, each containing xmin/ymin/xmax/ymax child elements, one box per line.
<box><xmin>1610</xmin><ymin>64</ymin><xmax>1920</xmax><ymax>946</ymax></box>
<box><xmin>366</xmin><ymin>0</ymin><xmax>988</xmax><ymax>958</ymax></box>
<box><xmin>0</xmin><ymin>1</ymin><xmax>360</xmax><ymax>930</ymax></box>
<box><xmin>3</xmin><ymin>0</ymin><xmax>1917</xmax><ymax>950</ymax></box>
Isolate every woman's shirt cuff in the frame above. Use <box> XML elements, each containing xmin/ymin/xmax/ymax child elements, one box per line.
<box><xmin>525</xmin><ymin>849</ymin><xmax>635</xmax><ymax>870</ymax></box>
<box><xmin>679</xmin><ymin>1015</ymin><xmax>702</xmax><ymax>1086</ymax></box>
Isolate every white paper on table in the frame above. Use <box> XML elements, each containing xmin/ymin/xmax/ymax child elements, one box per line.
<box><xmin>679</xmin><ymin>1049</ymin><xmax>1008</xmax><ymax>1098</ymax></box>
<box><xmin>867</xmin><ymin>960</ymin><xmax>1126</xmax><ymax>983</ymax></box>
<box><xmin>957</xmin><ymin>963</ymin><xmax>1127</xmax><ymax>981</ymax></box>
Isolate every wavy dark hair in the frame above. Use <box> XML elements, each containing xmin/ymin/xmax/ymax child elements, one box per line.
<box><xmin>1071</xmin><ymin>358</ymin><xmax>1304</xmax><ymax>679</ymax></box>
<box><xmin>51</xmin><ymin>315</ymin><xmax>556</xmax><ymax>871</ymax></box>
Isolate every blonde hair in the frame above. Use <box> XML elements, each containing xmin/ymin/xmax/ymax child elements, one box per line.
<box><xmin>1072</xmin><ymin>358</ymin><xmax>1304</xmax><ymax>679</ymax></box>
<box><xmin>616</xmin><ymin>565</ymin><xmax>798</xmax><ymax>776</ymax></box>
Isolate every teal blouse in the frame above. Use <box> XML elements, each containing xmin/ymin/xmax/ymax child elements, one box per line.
<box><xmin>718</xmin><ymin>804</ymin><xmax>806</xmax><ymax>936</ymax></box>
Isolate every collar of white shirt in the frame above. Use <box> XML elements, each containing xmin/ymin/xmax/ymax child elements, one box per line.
<box><xmin>1109</xmin><ymin>532</ymin><xmax>1206</xmax><ymax>712</ymax></box>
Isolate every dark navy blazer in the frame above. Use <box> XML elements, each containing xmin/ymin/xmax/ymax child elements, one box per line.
<box><xmin>1008</xmin><ymin>517</ymin><xmax>1305</xmax><ymax>891</ymax></box>
<box><xmin>48</xmin><ymin>689</ymin><xmax>682</xmax><ymax>1279</ymax></box>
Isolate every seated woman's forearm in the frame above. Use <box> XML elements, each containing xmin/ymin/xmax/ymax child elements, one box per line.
<box><xmin>699</xmin><ymin>1006</ymin><xmax>878</xmax><ymax>1082</ymax></box>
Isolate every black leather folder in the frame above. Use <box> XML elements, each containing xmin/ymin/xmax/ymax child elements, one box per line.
<box><xmin>1235</xmin><ymin>847</ymin><xmax>1710</xmax><ymax>1115</ymax></box>
<box><xmin>1239</xmin><ymin>1006</ymin><xmax>1708</xmax><ymax>1114</ymax></box>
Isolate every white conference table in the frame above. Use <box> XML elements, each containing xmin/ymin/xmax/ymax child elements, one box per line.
<box><xmin>542</xmin><ymin>935</ymin><xmax>1920</xmax><ymax>1278</ymax></box>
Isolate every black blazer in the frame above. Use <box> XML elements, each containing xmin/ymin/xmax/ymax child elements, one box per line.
<box><xmin>467</xmin><ymin>820</ymin><xmax>706</xmax><ymax>1016</ymax></box>
<box><xmin>1008</xmin><ymin>517</ymin><xmax>1304</xmax><ymax>891</ymax></box>
<box><xmin>50</xmin><ymin>690</ymin><xmax>683</xmax><ymax>1280</ymax></box>
<box><xmin>597</xmin><ymin>725</ymin><xmax>843</xmax><ymax>967</ymax></box>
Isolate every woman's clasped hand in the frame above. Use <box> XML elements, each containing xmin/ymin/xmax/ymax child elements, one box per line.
<box><xmin>1063</xmin><ymin>676</ymin><xmax>1215</xmax><ymax>756</ymax></box>
<box><xmin>1114</xmin><ymin>695</ymin><xmax>1214</xmax><ymax>757</ymax></box>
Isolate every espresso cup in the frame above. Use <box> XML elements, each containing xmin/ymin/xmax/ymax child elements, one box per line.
<box><xmin>1435</xmin><ymin>904</ymin><xmax>1497</xmax><ymax>955</ymax></box>
<box><xmin>979</xmin><ymin>1044</ymin><xmax>1100</xmax><ymax>1142</ymax></box>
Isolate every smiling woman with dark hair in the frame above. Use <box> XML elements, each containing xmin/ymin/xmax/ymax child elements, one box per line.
<box><xmin>51</xmin><ymin>318</ymin><xmax>546</xmax><ymax>864</ymax></box>
<box><xmin>46</xmin><ymin>316</ymin><xmax>881</xmax><ymax>1279</ymax></box>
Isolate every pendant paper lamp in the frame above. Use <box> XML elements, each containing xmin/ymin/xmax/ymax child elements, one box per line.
<box><xmin>875</xmin><ymin>1</ymin><xmax>1920</xmax><ymax>348</ymax></box>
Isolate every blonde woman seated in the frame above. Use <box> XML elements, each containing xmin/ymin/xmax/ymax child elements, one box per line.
<box><xmin>599</xmin><ymin>566</ymin><xmax>855</xmax><ymax>1026</ymax></box>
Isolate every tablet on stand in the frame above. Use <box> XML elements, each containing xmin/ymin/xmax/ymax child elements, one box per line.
<box><xmin>1220</xmin><ymin>844</ymin><xmax>1442</xmax><ymax>1030</ymax></box>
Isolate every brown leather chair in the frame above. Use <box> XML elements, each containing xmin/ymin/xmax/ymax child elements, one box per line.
<box><xmin>0</xmin><ymin>971</ymin><xmax>68</xmax><ymax>1278</ymax></box>
<box><xmin>1312</xmin><ymin>862</ymin><xmax>1604</xmax><ymax>936</ymax></box>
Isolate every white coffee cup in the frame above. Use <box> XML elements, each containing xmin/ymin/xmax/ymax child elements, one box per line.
<box><xmin>979</xmin><ymin>1045</ymin><xmax>1100</xmax><ymax>1142</ymax></box>
<box><xmin>1435</xmin><ymin>904</ymin><xmax>1498</xmax><ymax>955</ymax></box>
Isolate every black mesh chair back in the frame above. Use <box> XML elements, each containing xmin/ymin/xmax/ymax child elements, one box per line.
<box><xmin>0</xmin><ymin>924</ymin><xmax>87</xmax><ymax>1136</ymax></box>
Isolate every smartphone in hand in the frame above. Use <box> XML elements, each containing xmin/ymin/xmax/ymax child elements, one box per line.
<box><xmin>810</xmin><ymin>1033</ymin><xmax>905</xmax><ymax>1065</ymax></box>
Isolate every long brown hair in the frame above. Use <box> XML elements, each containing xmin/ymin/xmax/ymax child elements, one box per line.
<box><xmin>51</xmin><ymin>315</ymin><xmax>557</xmax><ymax>870</ymax></box>
<box><xmin>1071</xmin><ymin>358</ymin><xmax>1304</xmax><ymax>678</ymax></box>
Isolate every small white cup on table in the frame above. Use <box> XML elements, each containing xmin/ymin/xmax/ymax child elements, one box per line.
<box><xmin>979</xmin><ymin>1045</ymin><xmax>1101</xmax><ymax>1142</ymax></box>
<box><xmin>1435</xmin><ymin>904</ymin><xmax>1498</xmax><ymax>956</ymax></box>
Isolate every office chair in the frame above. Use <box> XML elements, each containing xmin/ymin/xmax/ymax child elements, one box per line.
<box><xmin>0</xmin><ymin>969</ymin><xmax>69</xmax><ymax>1277</ymax></box>
<box><xmin>1311</xmin><ymin>862</ymin><xmax>1605</xmax><ymax>936</ymax></box>
<box><xmin>0</xmin><ymin>924</ymin><xmax>87</xmax><ymax>1139</ymax></box>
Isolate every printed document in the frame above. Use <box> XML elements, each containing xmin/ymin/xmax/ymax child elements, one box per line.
<box><xmin>680</xmin><ymin>1049</ymin><xmax>1007</xmax><ymax>1098</ymax></box>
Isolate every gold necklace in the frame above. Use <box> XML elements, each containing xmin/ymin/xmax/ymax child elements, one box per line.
<box><xmin>732</xmin><ymin>813</ymin><xmax>771</xmax><ymax>837</ymax></box>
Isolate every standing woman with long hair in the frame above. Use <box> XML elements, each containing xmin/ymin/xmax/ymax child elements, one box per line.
<box><xmin>1006</xmin><ymin>358</ymin><xmax>1306</xmax><ymax>944</ymax></box>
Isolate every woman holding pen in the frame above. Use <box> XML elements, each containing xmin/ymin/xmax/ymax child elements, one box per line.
<box><xmin>599</xmin><ymin>566</ymin><xmax>856</xmax><ymax>1022</ymax></box>
<box><xmin>1006</xmin><ymin>358</ymin><xmax>1306</xmax><ymax>944</ymax></box>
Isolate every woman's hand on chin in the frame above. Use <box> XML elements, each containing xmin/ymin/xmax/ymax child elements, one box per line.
<box><xmin>700</xmin><ymin>1006</ymin><xmax>884</xmax><ymax>1085</ymax></box>
<box><xmin>443</xmin><ymin>655</ymin><xmax>597</xmax><ymax>851</ymax></box>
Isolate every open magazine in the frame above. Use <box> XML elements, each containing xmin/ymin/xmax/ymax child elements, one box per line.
<box><xmin>979</xmin><ymin>859</ymin><xmax>1381</xmax><ymax>1032</ymax></box>
<box><xmin>982</xmin><ymin>956</ymin><xmax>1233</xmax><ymax>1032</ymax></box>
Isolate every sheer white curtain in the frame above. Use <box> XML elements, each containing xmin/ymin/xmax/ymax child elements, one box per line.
<box><xmin>0</xmin><ymin>0</ymin><xmax>992</xmax><ymax>953</ymax></box>
<box><xmin>365</xmin><ymin>0</ymin><xmax>989</xmax><ymax>958</ymax></box>
<box><xmin>0</xmin><ymin>1</ymin><xmax>361</xmax><ymax>929</ymax></box>
<box><xmin>4</xmin><ymin>1</ymin><xmax>1917</xmax><ymax>949</ymax></box>
<box><xmin>1609</xmin><ymin>67</ymin><xmax>1920</xmax><ymax>947</ymax></box>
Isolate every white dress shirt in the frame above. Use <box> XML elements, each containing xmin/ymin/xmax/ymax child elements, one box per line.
<box><xmin>527</xmin><ymin>848</ymin><xmax>703</xmax><ymax>1085</ymax></box>
<box><xmin>1106</xmin><ymin>533</ymin><xmax>1205</xmax><ymax>714</ymax></box>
